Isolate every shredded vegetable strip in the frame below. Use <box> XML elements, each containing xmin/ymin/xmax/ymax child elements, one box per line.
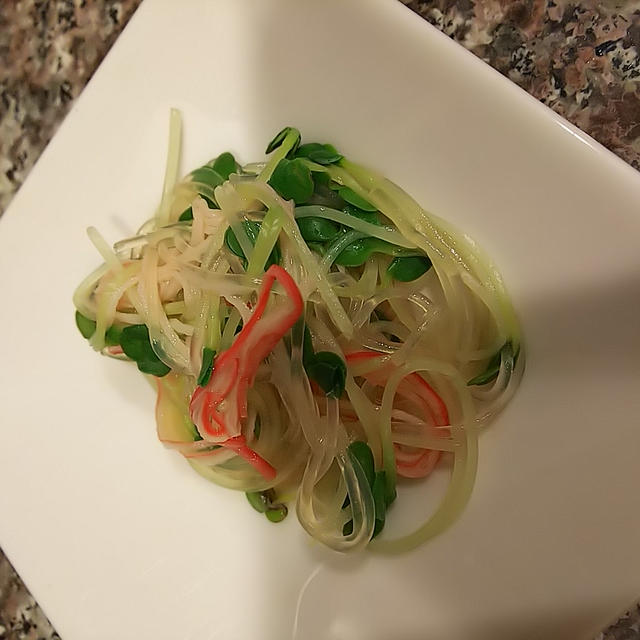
<box><xmin>73</xmin><ymin>121</ymin><xmax>523</xmax><ymax>553</ymax></box>
<box><xmin>156</xmin><ymin>109</ymin><xmax>182</xmax><ymax>227</ymax></box>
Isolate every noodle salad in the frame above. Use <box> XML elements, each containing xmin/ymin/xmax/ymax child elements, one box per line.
<box><xmin>74</xmin><ymin>112</ymin><xmax>523</xmax><ymax>553</ymax></box>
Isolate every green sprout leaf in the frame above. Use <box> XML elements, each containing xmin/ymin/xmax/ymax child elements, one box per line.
<box><xmin>338</xmin><ymin>187</ymin><xmax>377</xmax><ymax>212</ymax></box>
<box><xmin>137</xmin><ymin>358</ymin><xmax>172</xmax><ymax>377</ymax></box>
<box><xmin>266</xmin><ymin>505</ymin><xmax>288</xmax><ymax>523</ymax></box>
<box><xmin>295</xmin><ymin>142</ymin><xmax>343</xmax><ymax>165</ymax></box>
<box><xmin>75</xmin><ymin>311</ymin><xmax>96</xmax><ymax>339</ymax></box>
<box><xmin>211</xmin><ymin>152</ymin><xmax>237</xmax><ymax>181</ymax></box>
<box><xmin>334</xmin><ymin>237</ymin><xmax>389</xmax><ymax>267</ymax></box>
<box><xmin>268</xmin><ymin>158</ymin><xmax>314</xmax><ymax>204</ymax></box>
<box><xmin>313</xmin><ymin>171</ymin><xmax>331</xmax><ymax>187</ymax></box>
<box><xmin>179</xmin><ymin>207</ymin><xmax>194</xmax><ymax>222</ymax></box>
<box><xmin>342</xmin><ymin>203</ymin><xmax>380</xmax><ymax>226</ymax></box>
<box><xmin>190</xmin><ymin>166</ymin><xmax>224</xmax><ymax>188</ymax></box>
<box><xmin>305</xmin><ymin>351</ymin><xmax>347</xmax><ymax>397</ymax></box>
<box><xmin>246</xmin><ymin>491</ymin><xmax>269</xmax><ymax>513</ymax></box>
<box><xmin>104</xmin><ymin>325</ymin><xmax>122</xmax><ymax>347</ymax></box>
<box><xmin>335</xmin><ymin>236</ymin><xmax>420</xmax><ymax>268</ymax></box>
<box><xmin>265</xmin><ymin>126</ymin><xmax>301</xmax><ymax>155</ymax></box>
<box><xmin>197</xmin><ymin>347</ymin><xmax>216</xmax><ymax>387</ymax></box>
<box><xmin>387</xmin><ymin>255</ymin><xmax>432</xmax><ymax>282</ymax></box>
<box><xmin>120</xmin><ymin>324</ymin><xmax>170</xmax><ymax>377</ymax></box>
<box><xmin>297</xmin><ymin>216</ymin><xmax>340</xmax><ymax>243</ymax></box>
<box><xmin>246</xmin><ymin>489</ymin><xmax>288</xmax><ymax>523</ymax></box>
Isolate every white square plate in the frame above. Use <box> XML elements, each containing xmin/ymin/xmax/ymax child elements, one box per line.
<box><xmin>1</xmin><ymin>1</ymin><xmax>640</xmax><ymax>638</ymax></box>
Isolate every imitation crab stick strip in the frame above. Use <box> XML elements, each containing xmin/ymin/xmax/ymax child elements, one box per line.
<box><xmin>345</xmin><ymin>351</ymin><xmax>450</xmax><ymax>478</ymax></box>
<box><xmin>190</xmin><ymin>265</ymin><xmax>303</xmax><ymax>480</ymax></box>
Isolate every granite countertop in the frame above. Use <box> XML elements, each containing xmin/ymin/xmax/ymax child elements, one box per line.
<box><xmin>1</xmin><ymin>1</ymin><xmax>639</xmax><ymax>638</ymax></box>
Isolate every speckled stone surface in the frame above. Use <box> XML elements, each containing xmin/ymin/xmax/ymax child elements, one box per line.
<box><xmin>403</xmin><ymin>0</ymin><xmax>640</xmax><ymax>171</ymax></box>
<box><xmin>0</xmin><ymin>0</ymin><xmax>141</xmax><ymax>214</ymax></box>
<box><xmin>1</xmin><ymin>1</ymin><xmax>640</xmax><ymax>639</ymax></box>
